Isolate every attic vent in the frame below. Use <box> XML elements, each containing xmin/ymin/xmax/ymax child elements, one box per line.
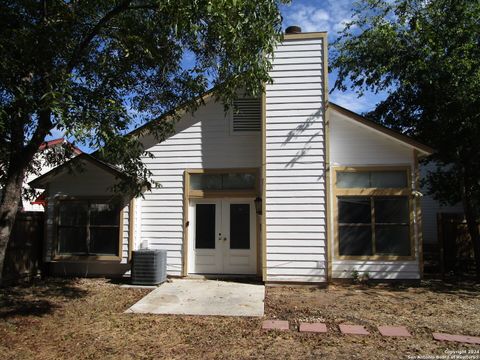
<box><xmin>232</xmin><ymin>97</ymin><xmax>261</xmax><ymax>133</ymax></box>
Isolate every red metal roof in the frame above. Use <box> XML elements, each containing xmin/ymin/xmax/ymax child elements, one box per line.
<box><xmin>38</xmin><ymin>138</ymin><xmax>82</xmax><ymax>154</ymax></box>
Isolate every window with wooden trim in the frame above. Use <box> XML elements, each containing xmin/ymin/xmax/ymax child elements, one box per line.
<box><xmin>334</xmin><ymin>168</ymin><xmax>413</xmax><ymax>259</ymax></box>
<box><xmin>231</xmin><ymin>97</ymin><xmax>261</xmax><ymax>133</ymax></box>
<box><xmin>190</xmin><ymin>172</ymin><xmax>256</xmax><ymax>191</ymax></box>
<box><xmin>56</xmin><ymin>200</ymin><xmax>121</xmax><ymax>257</ymax></box>
<box><xmin>338</xmin><ymin>196</ymin><xmax>411</xmax><ymax>256</ymax></box>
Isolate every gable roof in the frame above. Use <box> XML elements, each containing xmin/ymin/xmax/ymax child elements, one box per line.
<box><xmin>29</xmin><ymin>153</ymin><xmax>127</xmax><ymax>189</ymax></box>
<box><xmin>329</xmin><ymin>102</ymin><xmax>434</xmax><ymax>156</ymax></box>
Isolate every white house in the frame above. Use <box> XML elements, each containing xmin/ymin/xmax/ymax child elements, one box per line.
<box><xmin>30</xmin><ymin>29</ymin><xmax>437</xmax><ymax>282</ymax></box>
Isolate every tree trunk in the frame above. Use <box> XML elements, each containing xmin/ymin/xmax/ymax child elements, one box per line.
<box><xmin>0</xmin><ymin>165</ymin><xmax>27</xmax><ymax>284</ymax></box>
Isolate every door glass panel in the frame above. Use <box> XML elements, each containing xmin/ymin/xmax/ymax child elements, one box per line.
<box><xmin>195</xmin><ymin>204</ymin><xmax>216</xmax><ymax>249</ymax></box>
<box><xmin>230</xmin><ymin>204</ymin><xmax>250</xmax><ymax>249</ymax></box>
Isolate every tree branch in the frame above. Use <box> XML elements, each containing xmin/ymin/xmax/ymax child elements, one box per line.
<box><xmin>66</xmin><ymin>0</ymin><xmax>133</xmax><ymax>72</ymax></box>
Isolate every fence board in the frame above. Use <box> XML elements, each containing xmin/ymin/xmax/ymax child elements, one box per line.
<box><xmin>2</xmin><ymin>211</ymin><xmax>44</xmax><ymax>284</ymax></box>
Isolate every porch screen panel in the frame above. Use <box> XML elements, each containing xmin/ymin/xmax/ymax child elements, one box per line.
<box><xmin>195</xmin><ymin>204</ymin><xmax>216</xmax><ymax>249</ymax></box>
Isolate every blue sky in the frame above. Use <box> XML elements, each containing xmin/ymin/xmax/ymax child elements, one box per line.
<box><xmin>280</xmin><ymin>0</ymin><xmax>388</xmax><ymax>113</ymax></box>
<box><xmin>47</xmin><ymin>0</ymin><xmax>387</xmax><ymax>147</ymax></box>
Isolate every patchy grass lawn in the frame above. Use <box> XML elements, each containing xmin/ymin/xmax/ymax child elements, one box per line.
<box><xmin>0</xmin><ymin>278</ymin><xmax>479</xmax><ymax>359</ymax></box>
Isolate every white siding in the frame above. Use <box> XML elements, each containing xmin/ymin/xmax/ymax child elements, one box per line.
<box><xmin>329</xmin><ymin>108</ymin><xmax>421</xmax><ymax>280</ymax></box>
<box><xmin>140</xmin><ymin>99</ymin><xmax>261</xmax><ymax>276</ymax></box>
<box><xmin>330</xmin><ymin>111</ymin><xmax>413</xmax><ymax>166</ymax></box>
<box><xmin>264</xmin><ymin>37</ymin><xmax>327</xmax><ymax>283</ymax></box>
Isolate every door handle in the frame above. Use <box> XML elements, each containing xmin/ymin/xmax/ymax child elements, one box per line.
<box><xmin>223</xmin><ymin>237</ymin><xmax>227</xmax><ymax>241</ymax></box>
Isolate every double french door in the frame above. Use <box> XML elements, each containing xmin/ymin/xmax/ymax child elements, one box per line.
<box><xmin>188</xmin><ymin>199</ymin><xmax>256</xmax><ymax>274</ymax></box>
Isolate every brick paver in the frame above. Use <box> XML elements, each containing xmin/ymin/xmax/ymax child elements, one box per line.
<box><xmin>433</xmin><ymin>332</ymin><xmax>480</xmax><ymax>345</ymax></box>
<box><xmin>378</xmin><ymin>326</ymin><xmax>411</xmax><ymax>337</ymax></box>
<box><xmin>299</xmin><ymin>322</ymin><xmax>328</xmax><ymax>333</ymax></box>
<box><xmin>262</xmin><ymin>320</ymin><xmax>289</xmax><ymax>331</ymax></box>
<box><xmin>339</xmin><ymin>324</ymin><xmax>370</xmax><ymax>335</ymax></box>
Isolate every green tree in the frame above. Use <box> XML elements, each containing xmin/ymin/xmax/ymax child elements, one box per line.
<box><xmin>331</xmin><ymin>0</ymin><xmax>480</xmax><ymax>279</ymax></box>
<box><xmin>0</xmin><ymin>0</ymin><xmax>286</xmax><ymax>281</ymax></box>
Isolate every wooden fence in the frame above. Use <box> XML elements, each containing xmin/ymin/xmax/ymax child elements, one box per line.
<box><xmin>2</xmin><ymin>211</ymin><xmax>44</xmax><ymax>284</ymax></box>
<box><xmin>437</xmin><ymin>213</ymin><xmax>477</xmax><ymax>277</ymax></box>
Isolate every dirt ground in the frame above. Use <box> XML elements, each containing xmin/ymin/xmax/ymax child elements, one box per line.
<box><xmin>0</xmin><ymin>278</ymin><xmax>479</xmax><ymax>360</ymax></box>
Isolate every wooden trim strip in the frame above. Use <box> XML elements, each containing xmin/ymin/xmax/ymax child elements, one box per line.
<box><xmin>128</xmin><ymin>198</ymin><xmax>135</xmax><ymax>263</ymax></box>
<box><xmin>182</xmin><ymin>170</ymin><xmax>190</xmax><ymax>277</ymax></box>
<box><xmin>413</xmin><ymin>150</ymin><xmax>424</xmax><ymax>279</ymax></box>
<box><xmin>261</xmin><ymin>87</ymin><xmax>267</xmax><ymax>282</ymax></box>
<box><xmin>283</xmin><ymin>32</ymin><xmax>328</xmax><ymax>41</ymax></box>
<box><xmin>322</xmin><ymin>35</ymin><xmax>332</xmax><ymax>282</ymax></box>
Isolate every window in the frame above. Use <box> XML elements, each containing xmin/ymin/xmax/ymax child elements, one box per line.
<box><xmin>57</xmin><ymin>200</ymin><xmax>121</xmax><ymax>257</ymax></box>
<box><xmin>337</xmin><ymin>170</ymin><xmax>407</xmax><ymax>188</ymax></box>
<box><xmin>334</xmin><ymin>168</ymin><xmax>413</xmax><ymax>259</ymax></box>
<box><xmin>231</xmin><ymin>97</ymin><xmax>261</xmax><ymax>133</ymax></box>
<box><xmin>190</xmin><ymin>172</ymin><xmax>256</xmax><ymax>191</ymax></box>
<box><xmin>338</xmin><ymin>196</ymin><xmax>411</xmax><ymax>256</ymax></box>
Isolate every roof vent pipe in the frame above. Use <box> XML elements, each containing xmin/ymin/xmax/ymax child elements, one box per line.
<box><xmin>285</xmin><ymin>25</ymin><xmax>302</xmax><ymax>34</ymax></box>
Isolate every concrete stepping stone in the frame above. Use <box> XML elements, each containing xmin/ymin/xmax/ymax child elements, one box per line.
<box><xmin>299</xmin><ymin>322</ymin><xmax>327</xmax><ymax>333</ymax></box>
<box><xmin>262</xmin><ymin>320</ymin><xmax>289</xmax><ymax>331</ymax></box>
<box><xmin>433</xmin><ymin>332</ymin><xmax>480</xmax><ymax>345</ymax></box>
<box><xmin>339</xmin><ymin>324</ymin><xmax>370</xmax><ymax>335</ymax></box>
<box><xmin>378</xmin><ymin>326</ymin><xmax>411</xmax><ymax>337</ymax></box>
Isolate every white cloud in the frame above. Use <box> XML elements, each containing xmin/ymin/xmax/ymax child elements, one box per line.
<box><xmin>281</xmin><ymin>0</ymin><xmax>355</xmax><ymax>38</ymax></box>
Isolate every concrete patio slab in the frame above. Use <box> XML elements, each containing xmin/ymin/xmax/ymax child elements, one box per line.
<box><xmin>125</xmin><ymin>279</ymin><xmax>265</xmax><ymax>317</ymax></box>
<box><xmin>378</xmin><ymin>326</ymin><xmax>411</xmax><ymax>337</ymax></box>
<box><xmin>262</xmin><ymin>320</ymin><xmax>289</xmax><ymax>331</ymax></box>
<box><xmin>433</xmin><ymin>332</ymin><xmax>480</xmax><ymax>345</ymax></box>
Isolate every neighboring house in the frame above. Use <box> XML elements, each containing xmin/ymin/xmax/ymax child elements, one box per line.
<box><xmin>420</xmin><ymin>163</ymin><xmax>463</xmax><ymax>246</ymax></box>
<box><xmin>30</xmin><ymin>29</ymin><xmax>438</xmax><ymax>282</ymax></box>
<box><xmin>23</xmin><ymin>138</ymin><xmax>82</xmax><ymax>212</ymax></box>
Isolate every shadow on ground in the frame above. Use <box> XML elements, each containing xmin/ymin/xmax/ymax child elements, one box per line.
<box><xmin>0</xmin><ymin>278</ymin><xmax>88</xmax><ymax>319</ymax></box>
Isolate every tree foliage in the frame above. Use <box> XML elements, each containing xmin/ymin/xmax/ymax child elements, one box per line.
<box><xmin>0</xmin><ymin>0</ymin><xmax>287</xmax><ymax>280</ymax></box>
<box><xmin>0</xmin><ymin>0</ymin><xmax>286</xmax><ymax>194</ymax></box>
<box><xmin>331</xmin><ymin>0</ymin><xmax>480</xmax><ymax>278</ymax></box>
